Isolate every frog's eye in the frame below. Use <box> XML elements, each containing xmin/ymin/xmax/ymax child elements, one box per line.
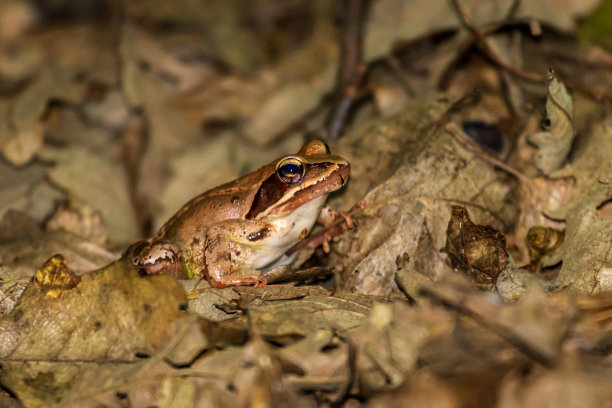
<box><xmin>276</xmin><ymin>158</ymin><xmax>305</xmax><ymax>184</ymax></box>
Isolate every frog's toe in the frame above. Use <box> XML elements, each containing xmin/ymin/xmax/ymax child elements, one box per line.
<box><xmin>252</xmin><ymin>275</ymin><xmax>267</xmax><ymax>288</ymax></box>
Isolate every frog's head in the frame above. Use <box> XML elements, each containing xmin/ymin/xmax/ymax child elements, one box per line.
<box><xmin>247</xmin><ymin>140</ymin><xmax>350</xmax><ymax>219</ymax></box>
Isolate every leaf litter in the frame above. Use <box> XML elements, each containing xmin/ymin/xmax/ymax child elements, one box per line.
<box><xmin>0</xmin><ymin>0</ymin><xmax>612</xmax><ymax>407</ymax></box>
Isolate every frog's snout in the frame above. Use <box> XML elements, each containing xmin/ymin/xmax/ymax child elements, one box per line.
<box><xmin>338</xmin><ymin>162</ymin><xmax>350</xmax><ymax>186</ymax></box>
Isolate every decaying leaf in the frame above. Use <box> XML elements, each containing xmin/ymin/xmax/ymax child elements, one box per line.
<box><xmin>445</xmin><ymin>205</ymin><xmax>509</xmax><ymax>284</ymax></box>
<box><xmin>0</xmin><ymin>161</ymin><xmax>63</xmax><ymax>222</ymax></box>
<box><xmin>0</xmin><ymin>256</ymin><xmax>187</xmax><ymax>406</ymax></box>
<box><xmin>0</xmin><ymin>25</ymin><xmax>116</xmax><ymax>165</ymax></box>
<box><xmin>45</xmin><ymin>198</ymin><xmax>108</xmax><ymax>245</ymax></box>
<box><xmin>0</xmin><ymin>270</ymin><xmax>29</xmax><ymax>317</ymax></box>
<box><xmin>364</xmin><ymin>0</ymin><xmax>599</xmax><ymax>61</ymax></box>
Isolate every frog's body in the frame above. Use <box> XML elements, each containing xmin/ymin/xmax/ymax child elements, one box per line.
<box><xmin>129</xmin><ymin>140</ymin><xmax>350</xmax><ymax>288</ymax></box>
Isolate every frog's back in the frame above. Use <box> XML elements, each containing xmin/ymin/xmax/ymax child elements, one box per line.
<box><xmin>154</xmin><ymin>161</ymin><xmax>276</xmax><ymax>241</ymax></box>
<box><xmin>154</xmin><ymin>188</ymin><xmax>257</xmax><ymax>243</ymax></box>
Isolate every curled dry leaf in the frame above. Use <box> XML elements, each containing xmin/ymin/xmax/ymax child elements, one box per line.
<box><xmin>526</xmin><ymin>226</ymin><xmax>565</xmax><ymax>273</ymax></box>
<box><xmin>528</xmin><ymin>70</ymin><xmax>575</xmax><ymax>174</ymax></box>
<box><xmin>276</xmin><ymin>328</ymin><xmax>351</xmax><ymax>403</ymax></box>
<box><xmin>512</xmin><ymin>176</ymin><xmax>573</xmax><ymax>264</ymax></box>
<box><xmin>445</xmin><ymin>205</ymin><xmax>509</xmax><ymax>284</ymax></box>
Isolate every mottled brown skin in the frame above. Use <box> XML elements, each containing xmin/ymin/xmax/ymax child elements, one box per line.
<box><xmin>129</xmin><ymin>140</ymin><xmax>350</xmax><ymax>288</ymax></box>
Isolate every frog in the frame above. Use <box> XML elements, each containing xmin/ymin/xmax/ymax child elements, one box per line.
<box><xmin>128</xmin><ymin>140</ymin><xmax>350</xmax><ymax>288</ymax></box>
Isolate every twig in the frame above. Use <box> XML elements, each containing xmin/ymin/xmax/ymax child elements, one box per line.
<box><xmin>385</xmin><ymin>56</ymin><xmax>416</xmax><ymax>97</ymax></box>
<box><xmin>325</xmin><ymin>0</ymin><xmax>369</xmax><ymax>142</ymax></box>
<box><xmin>451</xmin><ymin>0</ymin><xmax>612</xmax><ymax>105</ymax></box>
<box><xmin>444</xmin><ymin>122</ymin><xmax>534</xmax><ymax>189</ymax></box>
<box><xmin>121</xmin><ymin>112</ymin><xmax>152</xmax><ymax>237</ymax></box>
<box><xmin>419</xmin><ymin>281</ymin><xmax>559</xmax><ymax>367</ymax></box>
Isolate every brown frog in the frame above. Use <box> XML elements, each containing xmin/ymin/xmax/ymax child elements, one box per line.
<box><xmin>128</xmin><ymin>140</ymin><xmax>350</xmax><ymax>288</ymax></box>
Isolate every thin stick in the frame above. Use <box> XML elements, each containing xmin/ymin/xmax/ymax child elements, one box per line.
<box><xmin>444</xmin><ymin>122</ymin><xmax>534</xmax><ymax>189</ymax></box>
<box><xmin>326</xmin><ymin>0</ymin><xmax>368</xmax><ymax>142</ymax></box>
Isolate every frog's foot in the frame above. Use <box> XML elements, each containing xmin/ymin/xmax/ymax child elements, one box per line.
<box><xmin>202</xmin><ymin>271</ymin><xmax>267</xmax><ymax>289</ymax></box>
<box><xmin>322</xmin><ymin>231</ymin><xmax>332</xmax><ymax>253</ymax></box>
<box><xmin>130</xmin><ymin>240</ymin><xmax>184</xmax><ymax>277</ymax></box>
<box><xmin>338</xmin><ymin>211</ymin><xmax>354</xmax><ymax>229</ymax></box>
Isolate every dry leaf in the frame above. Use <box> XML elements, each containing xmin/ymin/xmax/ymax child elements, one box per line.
<box><xmin>528</xmin><ymin>70</ymin><xmax>575</xmax><ymax>174</ymax></box>
<box><xmin>334</xmin><ymin>97</ymin><xmax>511</xmax><ymax>295</ymax></box>
<box><xmin>0</xmin><ymin>256</ymin><xmax>187</xmax><ymax>406</ymax></box>
<box><xmin>39</xmin><ymin>146</ymin><xmax>139</xmax><ymax>243</ymax></box>
<box><xmin>445</xmin><ymin>205</ymin><xmax>509</xmax><ymax>284</ymax></box>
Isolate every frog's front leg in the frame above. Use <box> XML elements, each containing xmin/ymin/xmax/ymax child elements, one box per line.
<box><xmin>201</xmin><ymin>220</ymin><xmax>273</xmax><ymax>289</ymax></box>
<box><xmin>315</xmin><ymin>205</ymin><xmax>355</xmax><ymax>253</ymax></box>
<box><xmin>127</xmin><ymin>240</ymin><xmax>187</xmax><ymax>278</ymax></box>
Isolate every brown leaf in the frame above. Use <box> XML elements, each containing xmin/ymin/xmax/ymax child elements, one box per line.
<box><xmin>445</xmin><ymin>205</ymin><xmax>509</xmax><ymax>283</ymax></box>
<box><xmin>334</xmin><ymin>97</ymin><xmax>511</xmax><ymax>295</ymax></box>
<box><xmin>277</xmin><ymin>329</ymin><xmax>351</xmax><ymax>401</ymax></box>
<box><xmin>0</xmin><ymin>257</ymin><xmax>187</xmax><ymax>405</ymax></box>
<box><xmin>497</xmin><ymin>365</ymin><xmax>612</xmax><ymax>408</ymax></box>
<box><xmin>0</xmin><ymin>210</ymin><xmax>118</xmax><ymax>278</ymax></box>
<box><xmin>248</xmin><ymin>294</ymin><xmax>374</xmax><ymax>339</ymax></box>
<box><xmin>366</xmin><ymin>371</ymin><xmax>460</xmax><ymax>408</ymax></box>
<box><xmin>420</xmin><ymin>281</ymin><xmax>576</xmax><ymax>366</ymax></box>
<box><xmin>39</xmin><ymin>146</ymin><xmax>139</xmax><ymax>243</ymax></box>
<box><xmin>347</xmin><ymin>301</ymin><xmax>443</xmax><ymax>395</ymax></box>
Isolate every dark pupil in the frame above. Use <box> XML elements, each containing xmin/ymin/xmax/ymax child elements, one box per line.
<box><xmin>281</xmin><ymin>163</ymin><xmax>300</xmax><ymax>178</ymax></box>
